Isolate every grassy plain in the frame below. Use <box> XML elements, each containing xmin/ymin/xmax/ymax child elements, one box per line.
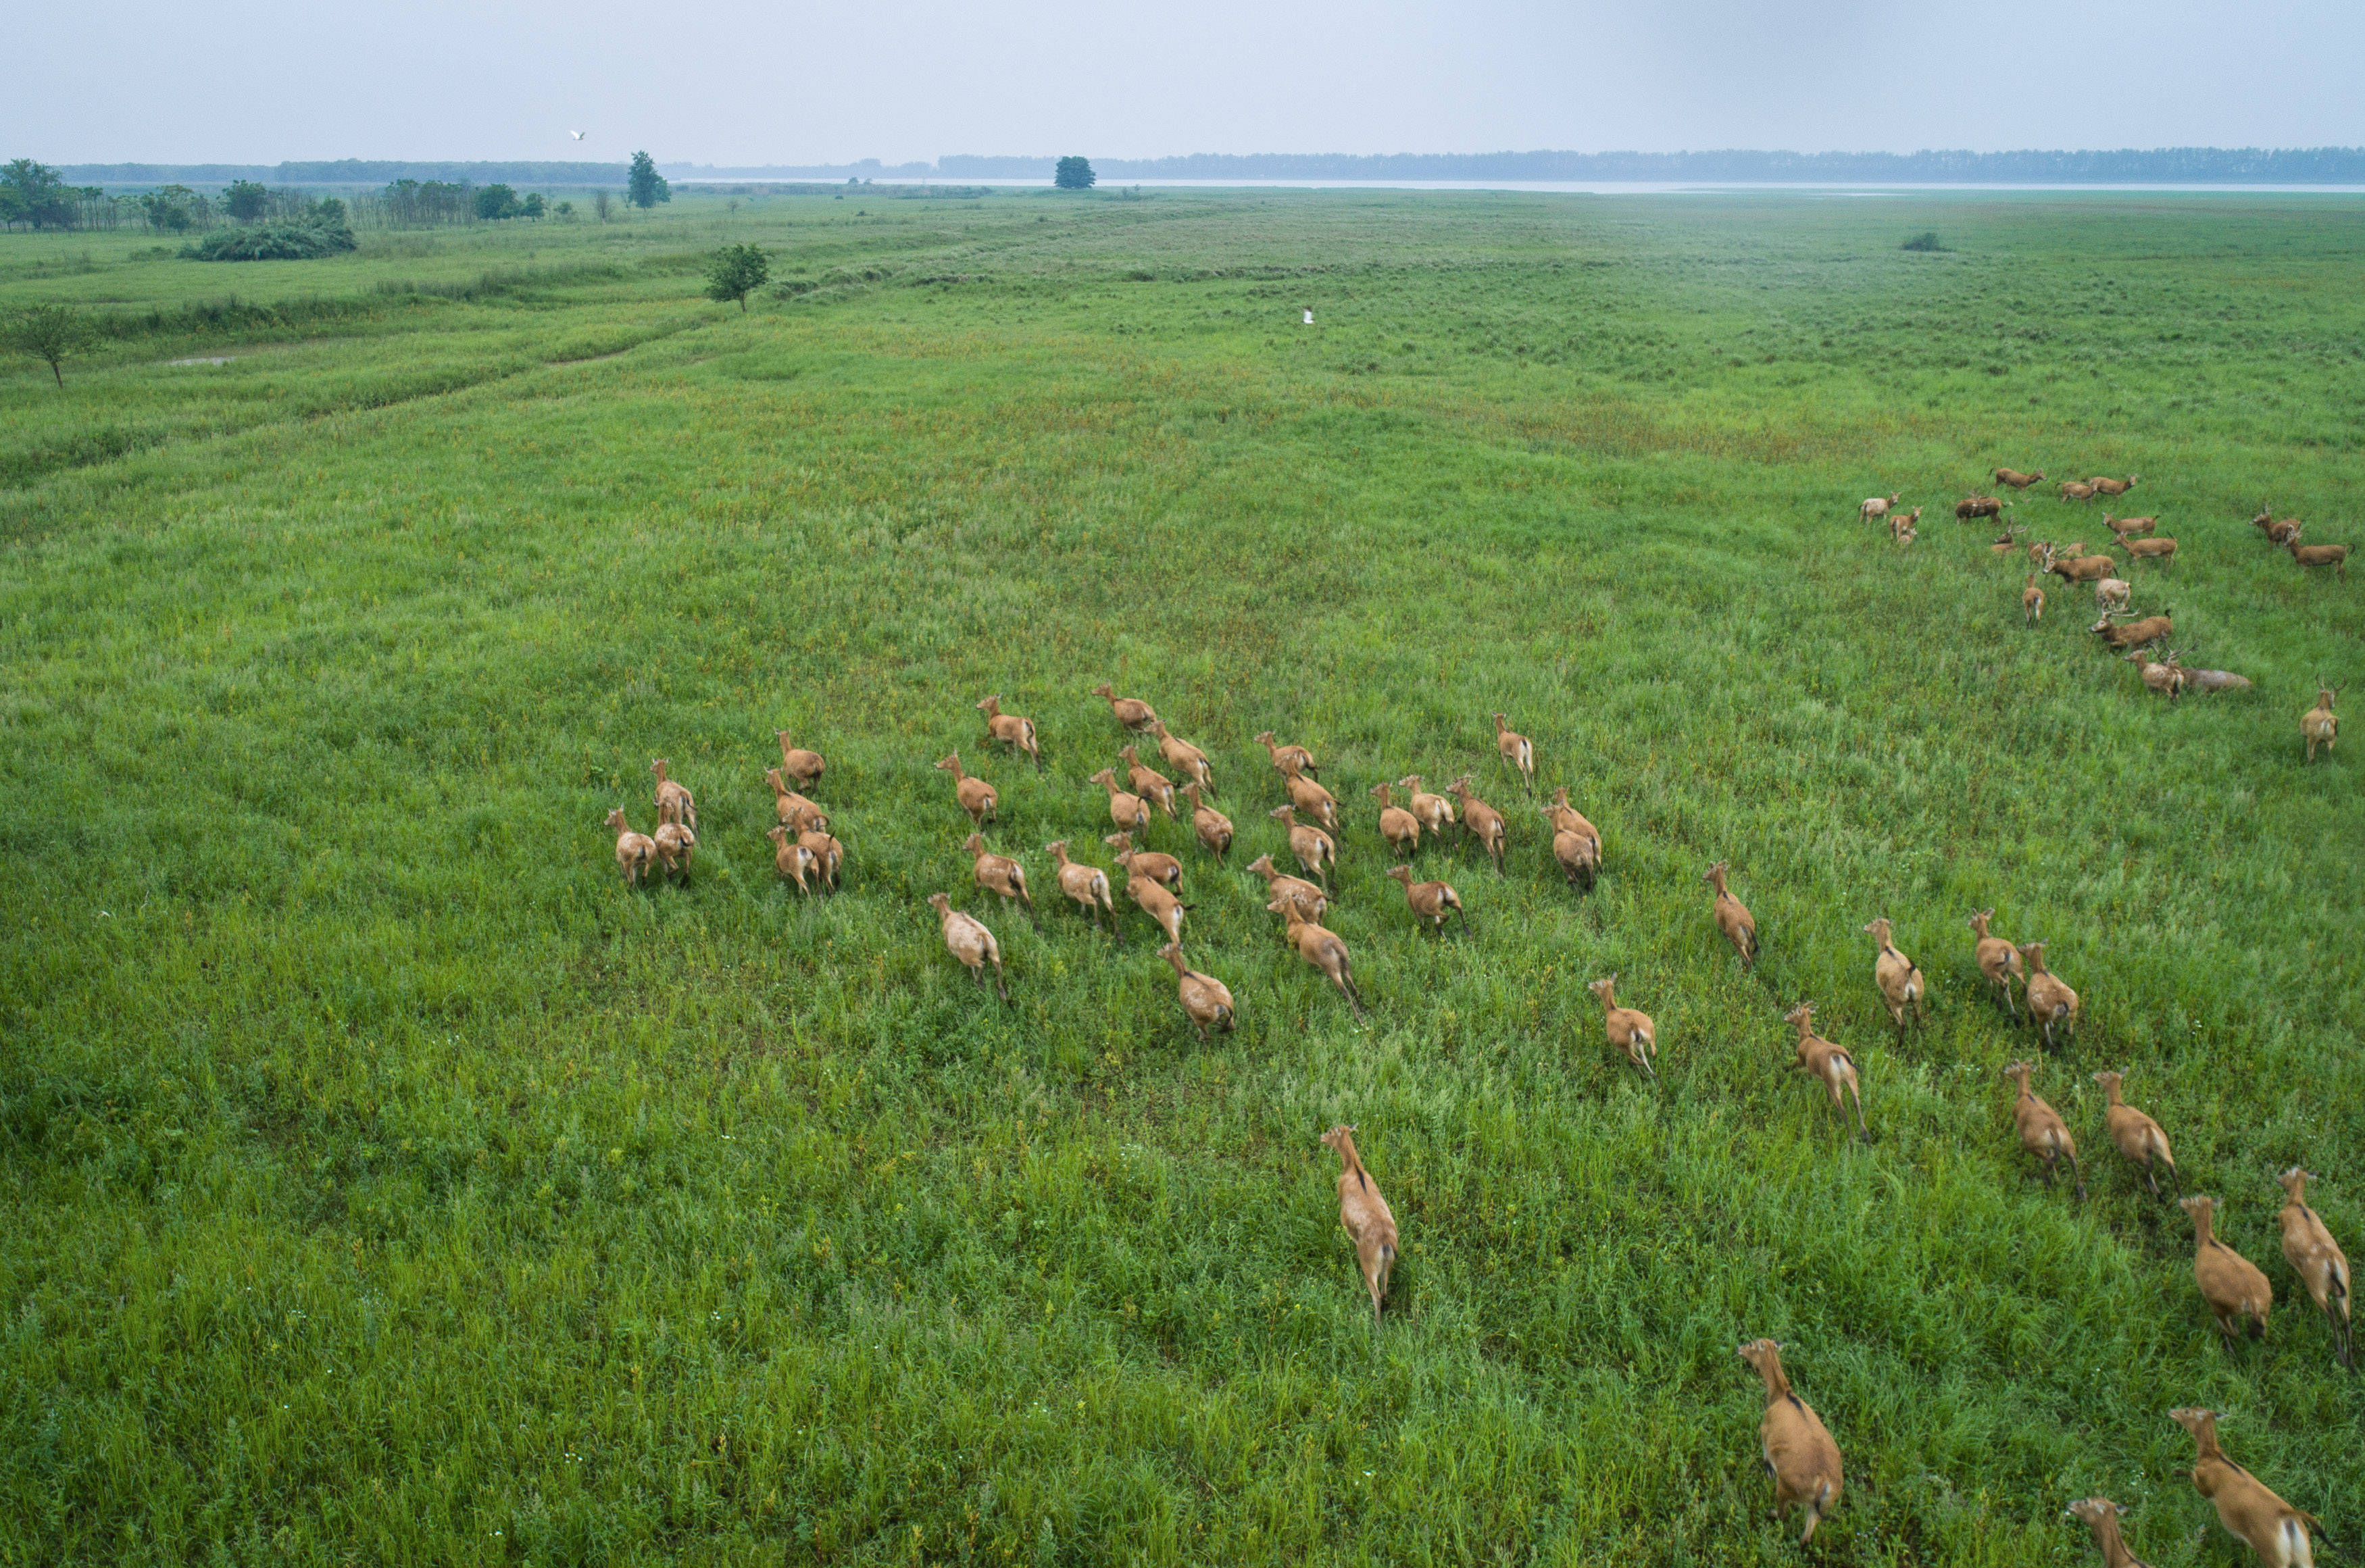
<box><xmin>1</xmin><ymin>186</ymin><xmax>2361</xmax><ymax>1566</ymax></box>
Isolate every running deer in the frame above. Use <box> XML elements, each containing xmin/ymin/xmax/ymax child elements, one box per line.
<box><xmin>2276</xmin><ymin>1169</ymin><xmax>2354</xmax><ymax>1371</ymax></box>
<box><xmin>2024</xmin><ymin>570</ymin><xmax>2045</xmax><ymax>626</ymax></box>
<box><xmin>765</xmin><ymin>767</ymin><xmax>829</xmax><ymax>834</ymax></box>
<box><xmin>1447</xmin><ymin>777</ymin><xmax>1507</xmax><ymax>875</ymax></box>
<box><xmin>1285</xmin><ymin>769</ymin><xmax>1341</xmax><ymax>833</ymax></box>
<box><xmin>1587</xmin><ymin>974</ymin><xmax>1656</xmax><ymax>1078</ymax></box>
<box><xmin>799</xmin><ymin>827</ymin><xmax>845</xmax><ymax>892</ymax></box>
<box><xmin>1783</xmin><ymin>1002</ymin><xmax>1868</xmax><ymax>1142</ymax></box>
<box><xmin>935</xmin><ymin>752</ymin><xmax>997</xmax><ymax>828</ymax></box>
<box><xmin>2184</xmin><ymin>1196</ymin><xmax>2274</xmax><ymax>1346</ymax></box>
<box><xmin>2003</xmin><ymin>1059</ymin><xmax>2086</xmax><ymax>1200</ymax></box>
<box><xmin>1103</xmin><ymin>831</ymin><xmax>1182</xmax><ymax>892</ymax></box>
<box><xmin>1370</xmin><ymin>782</ymin><xmax>1421</xmax><ymax>855</ymax></box>
<box><xmin>1271</xmin><ymin>899</ymin><xmax>1366</xmax><ymax>1019</ymax></box>
<box><xmin>774</xmin><ymin>730</ymin><xmax>826</xmax><ymax>788</ymax></box>
<box><xmin>927</xmin><ymin>892</ymin><xmax>1007</xmax><ymax>1002</ymax></box>
<box><xmin>2092</xmin><ymin>1069</ymin><xmax>2179</xmax><ymax>1198</ymax></box>
<box><xmin>1968</xmin><ymin>908</ymin><xmax>2023</xmax><ymax>1016</ymax></box>
<box><xmin>650</xmin><ymin>759</ymin><xmax>695</xmax><ymax>832</ymax></box>
<box><xmin>1703</xmin><ymin>861</ymin><xmax>1758</xmax><ymax>968</ymax></box>
<box><xmin>2122</xmin><ymin>536</ymin><xmax>2179</xmax><ymax>565</ymax></box>
<box><xmin>1387</xmin><ymin>864</ymin><xmax>1464</xmax><ymax>933</ymax></box>
<box><xmin>1149</xmin><ymin>719</ymin><xmax>1216</xmax><ymax>796</ymax></box>
<box><xmin>2060</xmin><ymin>479</ymin><xmax>2099</xmax><ymax>502</ymax></box>
<box><xmin>1268</xmin><ymin>805</ymin><xmax>1337</xmax><ymax>891</ymax></box>
<box><xmin>1182</xmin><ymin>782</ymin><xmax>1233</xmax><ymax>860</ymax></box>
<box><xmin>964</xmin><ymin>832</ymin><xmax>1037</xmax><ymax>924</ymax></box>
<box><xmin>1124</xmin><ymin>866</ymin><xmax>1191</xmax><ymax>946</ymax></box>
<box><xmin>1493</xmin><ymin>713</ymin><xmax>1535</xmax><ymax>793</ymax></box>
<box><xmin>2064</xmin><ymin>1500</ymin><xmax>2151</xmax><ymax>1568</ymax></box>
<box><xmin>606</xmin><ymin>808</ymin><xmax>656</xmax><ymax>886</ymax></box>
<box><xmin>1045</xmin><ymin>840</ymin><xmax>1116</xmax><ymax>928</ymax></box>
<box><xmin>1993</xmin><ymin>467</ymin><xmax>2044</xmax><ymax>489</ymax></box>
<box><xmin>2103</xmin><ymin>512</ymin><xmax>2157</xmax><ymax>539</ymax></box>
<box><xmin>1864</xmin><ymin>918</ymin><xmax>1923</xmax><ymax>1036</ymax></box>
<box><xmin>1089</xmin><ymin>767</ymin><xmax>1152</xmax><ymax>836</ymax></box>
<box><xmin>653</xmin><ymin>820</ymin><xmax>695</xmax><ymax>881</ymax></box>
<box><xmin>2090</xmin><ymin>474</ymin><xmax>2137</xmax><ymax>497</ymax></box>
<box><xmin>974</xmin><ymin>695</ymin><xmax>1042</xmax><ymax>771</ymax></box>
<box><xmin>2302</xmin><ymin>683</ymin><xmax>2339</xmax><ymax>762</ymax></box>
<box><xmin>2127</xmin><ymin>650</ymin><xmax>2186</xmax><ymax>701</ymax></box>
<box><xmin>2018</xmin><ymin>941</ymin><xmax>2080</xmax><ymax>1049</ymax></box>
<box><xmin>1957</xmin><ymin>494</ymin><xmax>2006</xmax><ymax>521</ymax></box>
<box><xmin>1398</xmin><ymin>774</ymin><xmax>1455</xmax><ymax>838</ymax></box>
<box><xmin>2252</xmin><ymin>508</ymin><xmax>2302</xmax><ymax>547</ymax></box>
<box><xmin>1089</xmin><ymin>682</ymin><xmax>1158</xmax><ymax>732</ymax></box>
<box><xmin>1321</xmin><ymin>1125</ymin><xmax>1397</xmax><ymax>1323</ymax></box>
<box><xmin>1253</xmin><ymin>730</ymin><xmax>1318</xmax><ymax>780</ymax></box>
<box><xmin>1247</xmin><ymin>851</ymin><xmax>1328</xmax><ymax>924</ymax></box>
<box><xmin>1543</xmin><ymin>788</ymin><xmax>1601</xmax><ymax>869</ymax></box>
<box><xmin>2286</xmin><ymin>529</ymin><xmax>2349</xmax><ymax>580</ymax></box>
<box><xmin>1161</xmin><ymin>942</ymin><xmax>1235</xmax><ymax>1039</ymax></box>
<box><xmin>1737</xmin><ymin>1340</ymin><xmax>1844</xmax><ymax>1548</ymax></box>
<box><xmin>1119</xmin><ymin>744</ymin><xmax>1177</xmax><ymax>819</ymax></box>
<box><xmin>2095</xmin><ymin>576</ymin><xmax>2131</xmax><ymax>612</ymax></box>
<box><xmin>2168</xmin><ymin>1409</ymin><xmax>2324</xmax><ymax>1568</ymax></box>
<box><xmin>765</xmin><ymin>824</ymin><xmax>816</xmax><ymax>893</ymax></box>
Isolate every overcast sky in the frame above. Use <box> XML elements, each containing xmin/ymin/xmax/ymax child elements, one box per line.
<box><xmin>22</xmin><ymin>0</ymin><xmax>2365</xmax><ymax>165</ymax></box>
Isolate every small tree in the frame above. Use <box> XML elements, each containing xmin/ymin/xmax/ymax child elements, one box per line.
<box><xmin>222</xmin><ymin>180</ymin><xmax>270</xmax><ymax>222</ymax></box>
<box><xmin>1</xmin><ymin>159</ymin><xmax>74</xmax><ymax>230</ymax></box>
<box><xmin>592</xmin><ymin>190</ymin><xmax>614</xmax><ymax>223</ymax></box>
<box><xmin>553</xmin><ymin>199</ymin><xmax>575</xmax><ymax>220</ymax></box>
<box><xmin>705</xmin><ymin>243</ymin><xmax>769</xmax><ymax>311</ymax></box>
<box><xmin>522</xmin><ymin>193</ymin><xmax>547</xmax><ymax>220</ymax></box>
<box><xmin>474</xmin><ymin>183</ymin><xmax>521</xmax><ymax>220</ymax></box>
<box><xmin>1053</xmin><ymin>156</ymin><xmax>1096</xmax><ymax>191</ymax></box>
<box><xmin>5</xmin><ymin>304</ymin><xmax>100</xmax><ymax>388</ymax></box>
<box><xmin>627</xmin><ymin>152</ymin><xmax>671</xmax><ymax>209</ymax></box>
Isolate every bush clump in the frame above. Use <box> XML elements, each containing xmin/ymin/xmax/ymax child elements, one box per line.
<box><xmin>1900</xmin><ymin>231</ymin><xmax>1950</xmax><ymax>253</ymax></box>
<box><xmin>181</xmin><ymin>214</ymin><xmax>357</xmax><ymax>261</ymax></box>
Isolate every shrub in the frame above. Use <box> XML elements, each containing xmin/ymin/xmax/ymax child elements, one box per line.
<box><xmin>1901</xmin><ymin>231</ymin><xmax>1949</xmax><ymax>252</ymax></box>
<box><xmin>180</xmin><ymin>218</ymin><xmax>358</xmax><ymax>261</ymax></box>
<box><xmin>705</xmin><ymin>243</ymin><xmax>770</xmax><ymax>311</ymax></box>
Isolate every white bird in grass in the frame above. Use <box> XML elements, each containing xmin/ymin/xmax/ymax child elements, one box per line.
<box><xmin>1303</xmin><ymin>308</ymin><xmax>1314</xmax><ymax>325</ymax></box>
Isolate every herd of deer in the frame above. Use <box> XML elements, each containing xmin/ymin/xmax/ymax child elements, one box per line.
<box><xmin>600</xmin><ymin>669</ymin><xmax>2346</xmax><ymax>1563</ymax></box>
<box><xmin>1867</xmin><ymin>475</ymin><xmax>2347</xmax><ymax>765</ymax></box>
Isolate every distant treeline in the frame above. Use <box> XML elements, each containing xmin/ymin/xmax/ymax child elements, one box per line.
<box><xmin>938</xmin><ymin>147</ymin><xmax>2365</xmax><ymax>184</ymax></box>
<box><xmin>53</xmin><ymin>147</ymin><xmax>2365</xmax><ymax>190</ymax></box>
<box><xmin>57</xmin><ymin>160</ymin><xmax>631</xmax><ymax>188</ymax></box>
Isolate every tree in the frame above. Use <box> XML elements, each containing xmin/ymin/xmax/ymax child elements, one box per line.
<box><xmin>705</xmin><ymin>243</ymin><xmax>769</xmax><ymax>312</ymax></box>
<box><xmin>5</xmin><ymin>304</ymin><xmax>100</xmax><ymax>387</ymax></box>
<box><xmin>592</xmin><ymin>190</ymin><xmax>614</xmax><ymax>223</ymax></box>
<box><xmin>522</xmin><ymin>193</ymin><xmax>547</xmax><ymax>220</ymax></box>
<box><xmin>627</xmin><ymin>152</ymin><xmax>671</xmax><ymax>209</ymax></box>
<box><xmin>222</xmin><ymin>179</ymin><xmax>270</xmax><ymax>222</ymax></box>
<box><xmin>553</xmin><ymin>199</ymin><xmax>575</xmax><ymax>220</ymax></box>
<box><xmin>1</xmin><ymin>159</ymin><xmax>74</xmax><ymax>229</ymax></box>
<box><xmin>474</xmin><ymin>183</ymin><xmax>521</xmax><ymax>220</ymax></box>
<box><xmin>139</xmin><ymin>184</ymin><xmax>201</xmax><ymax>232</ymax></box>
<box><xmin>1053</xmin><ymin>156</ymin><xmax>1096</xmax><ymax>191</ymax></box>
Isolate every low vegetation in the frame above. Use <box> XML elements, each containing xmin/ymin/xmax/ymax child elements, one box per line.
<box><xmin>1</xmin><ymin>186</ymin><xmax>2360</xmax><ymax>1564</ymax></box>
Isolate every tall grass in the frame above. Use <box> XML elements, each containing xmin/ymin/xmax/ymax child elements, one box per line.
<box><xmin>1</xmin><ymin>188</ymin><xmax>2360</xmax><ymax>1566</ymax></box>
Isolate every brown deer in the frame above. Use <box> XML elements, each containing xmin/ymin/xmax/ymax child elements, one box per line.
<box><xmin>974</xmin><ymin>695</ymin><xmax>1042</xmax><ymax>771</ymax></box>
<box><xmin>1321</xmin><ymin>1125</ymin><xmax>1398</xmax><ymax>1324</ymax></box>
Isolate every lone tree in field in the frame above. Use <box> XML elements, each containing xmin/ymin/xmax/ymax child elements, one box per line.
<box><xmin>5</xmin><ymin>304</ymin><xmax>100</xmax><ymax>387</ymax></box>
<box><xmin>627</xmin><ymin>151</ymin><xmax>671</xmax><ymax>209</ymax></box>
<box><xmin>222</xmin><ymin>180</ymin><xmax>270</xmax><ymax>222</ymax></box>
<box><xmin>1053</xmin><ymin>156</ymin><xmax>1097</xmax><ymax>191</ymax></box>
<box><xmin>705</xmin><ymin>243</ymin><xmax>769</xmax><ymax>311</ymax></box>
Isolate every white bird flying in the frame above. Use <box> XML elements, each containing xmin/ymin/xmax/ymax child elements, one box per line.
<box><xmin>570</xmin><ymin>130</ymin><xmax>587</xmax><ymax>141</ymax></box>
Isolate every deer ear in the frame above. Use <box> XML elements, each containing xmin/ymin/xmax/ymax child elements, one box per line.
<box><xmin>2112</xmin><ymin>1503</ymin><xmax>2126</xmax><ymax>1517</ymax></box>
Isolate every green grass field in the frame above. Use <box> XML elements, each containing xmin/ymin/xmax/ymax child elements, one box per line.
<box><xmin>2</xmin><ymin>186</ymin><xmax>2360</xmax><ymax>1566</ymax></box>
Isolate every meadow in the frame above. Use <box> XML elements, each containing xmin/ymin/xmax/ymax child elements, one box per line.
<box><xmin>1</xmin><ymin>185</ymin><xmax>2361</xmax><ymax>1566</ymax></box>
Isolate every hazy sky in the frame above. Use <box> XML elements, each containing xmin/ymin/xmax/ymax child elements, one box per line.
<box><xmin>23</xmin><ymin>0</ymin><xmax>2365</xmax><ymax>165</ymax></box>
